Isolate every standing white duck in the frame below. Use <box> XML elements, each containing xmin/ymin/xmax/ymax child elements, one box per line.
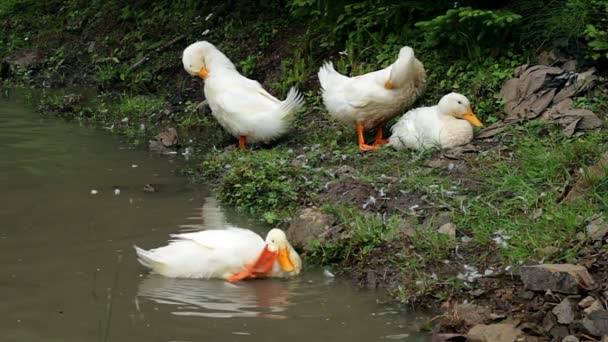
<box><xmin>134</xmin><ymin>228</ymin><xmax>302</xmax><ymax>282</ymax></box>
<box><xmin>318</xmin><ymin>46</ymin><xmax>426</xmax><ymax>151</ymax></box>
<box><xmin>182</xmin><ymin>41</ymin><xmax>305</xmax><ymax>150</ymax></box>
<box><xmin>388</xmin><ymin>93</ymin><xmax>483</xmax><ymax>150</ymax></box>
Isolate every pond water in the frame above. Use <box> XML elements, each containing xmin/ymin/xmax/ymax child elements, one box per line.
<box><xmin>0</xmin><ymin>91</ymin><xmax>427</xmax><ymax>341</ymax></box>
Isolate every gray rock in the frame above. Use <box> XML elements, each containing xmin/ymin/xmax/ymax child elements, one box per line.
<box><xmin>2</xmin><ymin>49</ymin><xmax>44</xmax><ymax>68</ymax></box>
<box><xmin>287</xmin><ymin>208</ymin><xmax>334</xmax><ymax>251</ymax></box>
<box><xmin>455</xmin><ymin>304</ymin><xmax>491</xmax><ymax>326</ymax></box>
<box><xmin>578</xmin><ymin>296</ymin><xmax>596</xmax><ymax>308</ymax></box>
<box><xmin>586</xmin><ymin>216</ymin><xmax>608</xmax><ymax>241</ymax></box>
<box><xmin>552</xmin><ymin>298</ymin><xmax>577</xmax><ymax>324</ymax></box>
<box><xmin>562</xmin><ymin>335</ymin><xmax>580</xmax><ymax>342</ymax></box>
<box><xmin>583</xmin><ymin>299</ymin><xmax>604</xmax><ymax>315</ymax></box>
<box><xmin>425</xmin><ymin>211</ymin><xmax>455</xmax><ymax>229</ymax></box>
<box><xmin>521</xmin><ymin>264</ymin><xmax>597</xmax><ymax>294</ymax></box>
<box><xmin>467</xmin><ymin>323</ymin><xmax>524</xmax><ymax>342</ymax></box>
<box><xmin>549</xmin><ymin>325</ymin><xmax>569</xmax><ymax>339</ymax></box>
<box><xmin>542</xmin><ymin>311</ymin><xmax>557</xmax><ymax>332</ymax></box>
<box><xmin>149</xmin><ymin>128</ymin><xmax>178</xmax><ymax>153</ymax></box>
<box><xmin>582</xmin><ymin>310</ymin><xmax>608</xmax><ymax>337</ymax></box>
<box><xmin>438</xmin><ymin>223</ymin><xmax>456</xmax><ymax>238</ymax></box>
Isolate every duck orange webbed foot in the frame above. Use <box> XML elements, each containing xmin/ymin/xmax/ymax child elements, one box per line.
<box><xmin>227</xmin><ymin>268</ymin><xmax>254</xmax><ymax>283</ymax></box>
<box><xmin>372</xmin><ymin>127</ymin><xmax>389</xmax><ymax>146</ymax></box>
<box><xmin>358</xmin><ymin>142</ymin><xmax>380</xmax><ymax>151</ymax></box>
<box><xmin>356</xmin><ymin>123</ymin><xmax>380</xmax><ymax>151</ymax></box>
<box><xmin>238</xmin><ymin>136</ymin><xmax>247</xmax><ymax>151</ymax></box>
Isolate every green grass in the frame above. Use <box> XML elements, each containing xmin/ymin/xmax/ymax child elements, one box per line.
<box><xmin>455</xmin><ymin>124</ymin><xmax>608</xmax><ymax>263</ymax></box>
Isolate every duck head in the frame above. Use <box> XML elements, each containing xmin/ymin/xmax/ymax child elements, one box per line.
<box><xmin>438</xmin><ymin>93</ymin><xmax>483</xmax><ymax>127</ymax></box>
<box><xmin>265</xmin><ymin>229</ymin><xmax>301</xmax><ymax>273</ymax></box>
<box><xmin>182</xmin><ymin>41</ymin><xmax>236</xmax><ymax>80</ymax></box>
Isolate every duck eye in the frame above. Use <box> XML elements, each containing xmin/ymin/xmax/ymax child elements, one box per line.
<box><xmin>457</xmin><ymin>101</ymin><xmax>462</xmax><ymax>104</ymax></box>
<box><xmin>271</xmin><ymin>239</ymin><xmax>275</xmax><ymax>243</ymax></box>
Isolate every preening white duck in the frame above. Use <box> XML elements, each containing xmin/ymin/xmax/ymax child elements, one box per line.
<box><xmin>134</xmin><ymin>228</ymin><xmax>302</xmax><ymax>282</ymax></box>
<box><xmin>388</xmin><ymin>92</ymin><xmax>483</xmax><ymax>150</ymax></box>
<box><xmin>318</xmin><ymin>46</ymin><xmax>426</xmax><ymax>151</ymax></box>
<box><xmin>182</xmin><ymin>41</ymin><xmax>305</xmax><ymax>150</ymax></box>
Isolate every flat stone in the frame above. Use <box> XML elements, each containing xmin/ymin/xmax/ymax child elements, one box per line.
<box><xmin>583</xmin><ymin>299</ymin><xmax>604</xmax><ymax>315</ymax></box>
<box><xmin>521</xmin><ymin>264</ymin><xmax>597</xmax><ymax>294</ymax></box>
<box><xmin>467</xmin><ymin>323</ymin><xmax>524</xmax><ymax>342</ymax></box>
<box><xmin>455</xmin><ymin>304</ymin><xmax>491</xmax><ymax>326</ymax></box>
<box><xmin>586</xmin><ymin>216</ymin><xmax>608</xmax><ymax>241</ymax></box>
<box><xmin>552</xmin><ymin>298</ymin><xmax>576</xmax><ymax>324</ymax></box>
<box><xmin>287</xmin><ymin>208</ymin><xmax>334</xmax><ymax>251</ymax></box>
<box><xmin>542</xmin><ymin>311</ymin><xmax>557</xmax><ymax>332</ymax></box>
<box><xmin>438</xmin><ymin>223</ymin><xmax>456</xmax><ymax>238</ymax></box>
<box><xmin>582</xmin><ymin>310</ymin><xmax>608</xmax><ymax>337</ymax></box>
<box><xmin>156</xmin><ymin>128</ymin><xmax>178</xmax><ymax>147</ymax></box>
<box><xmin>2</xmin><ymin>49</ymin><xmax>44</xmax><ymax>68</ymax></box>
<box><xmin>549</xmin><ymin>325</ymin><xmax>569</xmax><ymax>339</ymax></box>
<box><xmin>578</xmin><ymin>296</ymin><xmax>596</xmax><ymax>308</ymax></box>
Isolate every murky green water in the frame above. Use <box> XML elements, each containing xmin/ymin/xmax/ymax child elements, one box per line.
<box><xmin>0</xmin><ymin>92</ymin><xmax>427</xmax><ymax>341</ymax></box>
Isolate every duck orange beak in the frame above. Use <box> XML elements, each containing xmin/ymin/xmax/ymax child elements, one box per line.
<box><xmin>278</xmin><ymin>247</ymin><xmax>295</xmax><ymax>272</ymax></box>
<box><xmin>197</xmin><ymin>67</ymin><xmax>208</xmax><ymax>80</ymax></box>
<box><xmin>462</xmin><ymin>109</ymin><xmax>483</xmax><ymax>127</ymax></box>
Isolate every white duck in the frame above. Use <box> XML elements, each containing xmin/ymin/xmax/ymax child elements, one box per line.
<box><xmin>134</xmin><ymin>228</ymin><xmax>302</xmax><ymax>282</ymax></box>
<box><xmin>182</xmin><ymin>41</ymin><xmax>305</xmax><ymax>150</ymax></box>
<box><xmin>388</xmin><ymin>93</ymin><xmax>483</xmax><ymax>150</ymax></box>
<box><xmin>318</xmin><ymin>46</ymin><xmax>426</xmax><ymax>151</ymax></box>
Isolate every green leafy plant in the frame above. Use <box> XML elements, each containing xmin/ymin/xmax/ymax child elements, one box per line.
<box><xmin>416</xmin><ymin>7</ymin><xmax>521</xmax><ymax>59</ymax></box>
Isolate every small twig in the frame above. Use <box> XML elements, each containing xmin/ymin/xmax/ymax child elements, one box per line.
<box><xmin>127</xmin><ymin>34</ymin><xmax>185</xmax><ymax>72</ymax></box>
<box><xmin>127</xmin><ymin>57</ymin><xmax>149</xmax><ymax>72</ymax></box>
<box><xmin>103</xmin><ymin>255</ymin><xmax>122</xmax><ymax>342</ymax></box>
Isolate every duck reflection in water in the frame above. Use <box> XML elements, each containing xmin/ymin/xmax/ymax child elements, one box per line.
<box><xmin>137</xmin><ymin>275</ymin><xmax>297</xmax><ymax>319</ymax></box>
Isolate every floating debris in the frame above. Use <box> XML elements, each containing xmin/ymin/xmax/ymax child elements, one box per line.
<box><xmin>90</xmin><ymin>189</ymin><xmax>98</xmax><ymax>195</ymax></box>
<box><xmin>143</xmin><ymin>184</ymin><xmax>157</xmax><ymax>193</ymax></box>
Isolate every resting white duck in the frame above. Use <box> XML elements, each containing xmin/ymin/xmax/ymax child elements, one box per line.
<box><xmin>318</xmin><ymin>46</ymin><xmax>426</xmax><ymax>151</ymax></box>
<box><xmin>182</xmin><ymin>41</ymin><xmax>305</xmax><ymax>150</ymax></box>
<box><xmin>134</xmin><ymin>228</ymin><xmax>302</xmax><ymax>282</ymax></box>
<box><xmin>388</xmin><ymin>92</ymin><xmax>483</xmax><ymax>150</ymax></box>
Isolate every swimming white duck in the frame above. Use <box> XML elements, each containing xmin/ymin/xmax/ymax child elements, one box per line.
<box><xmin>318</xmin><ymin>46</ymin><xmax>426</xmax><ymax>151</ymax></box>
<box><xmin>182</xmin><ymin>41</ymin><xmax>305</xmax><ymax>150</ymax></box>
<box><xmin>388</xmin><ymin>92</ymin><xmax>483</xmax><ymax>150</ymax></box>
<box><xmin>134</xmin><ymin>228</ymin><xmax>302</xmax><ymax>282</ymax></box>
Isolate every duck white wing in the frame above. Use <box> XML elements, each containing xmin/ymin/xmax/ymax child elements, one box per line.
<box><xmin>208</xmin><ymin>80</ymin><xmax>302</xmax><ymax>142</ymax></box>
<box><xmin>135</xmin><ymin>227</ymin><xmax>265</xmax><ymax>279</ymax></box>
<box><xmin>389</xmin><ymin>106</ymin><xmax>442</xmax><ymax>150</ymax></box>
<box><xmin>318</xmin><ymin>62</ymin><xmax>388</xmax><ymax>109</ymax></box>
<box><xmin>175</xmin><ymin>227</ymin><xmax>263</xmax><ymax>249</ymax></box>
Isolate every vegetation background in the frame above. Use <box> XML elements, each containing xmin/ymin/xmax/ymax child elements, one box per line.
<box><xmin>1</xmin><ymin>0</ymin><xmax>607</xmax><ymax>306</ymax></box>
